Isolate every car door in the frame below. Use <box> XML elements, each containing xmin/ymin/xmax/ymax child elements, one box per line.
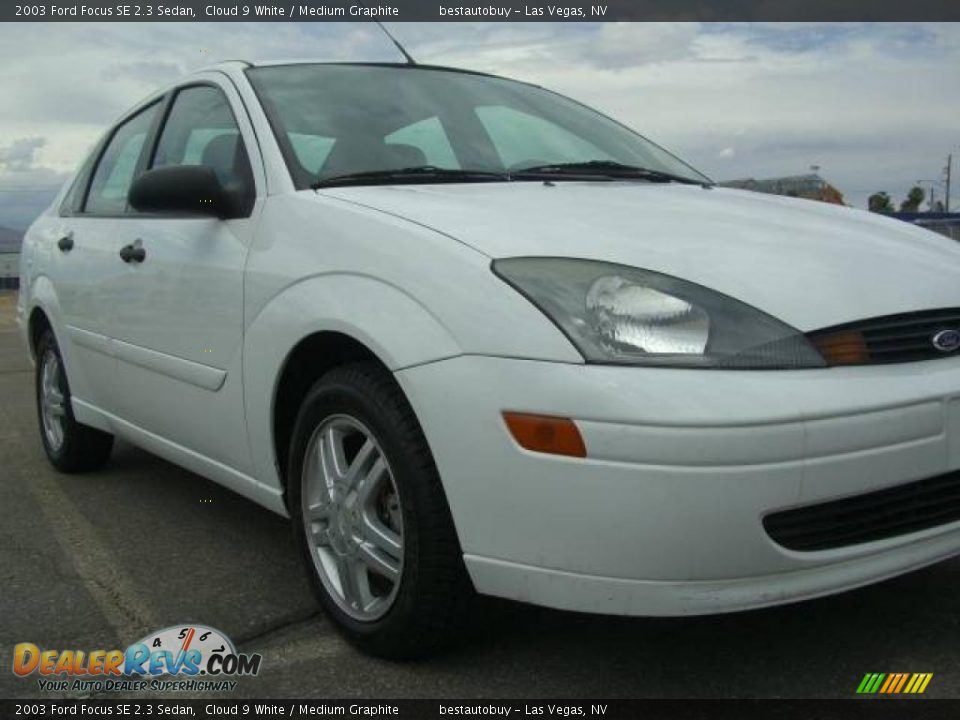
<box><xmin>107</xmin><ymin>77</ymin><xmax>264</xmax><ymax>474</ymax></box>
<box><xmin>52</xmin><ymin>100</ymin><xmax>164</xmax><ymax>415</ymax></box>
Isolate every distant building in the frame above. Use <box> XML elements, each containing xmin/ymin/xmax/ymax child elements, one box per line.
<box><xmin>721</xmin><ymin>173</ymin><xmax>846</xmax><ymax>205</ymax></box>
<box><xmin>0</xmin><ymin>226</ymin><xmax>22</xmax><ymax>290</ymax></box>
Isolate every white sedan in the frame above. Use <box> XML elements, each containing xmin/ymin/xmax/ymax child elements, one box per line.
<box><xmin>17</xmin><ymin>59</ymin><xmax>960</xmax><ymax>658</ymax></box>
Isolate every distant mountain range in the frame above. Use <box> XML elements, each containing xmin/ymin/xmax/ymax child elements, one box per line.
<box><xmin>0</xmin><ymin>225</ymin><xmax>23</xmax><ymax>253</ymax></box>
<box><xmin>0</xmin><ymin>185</ymin><xmax>59</xmax><ymax>235</ymax></box>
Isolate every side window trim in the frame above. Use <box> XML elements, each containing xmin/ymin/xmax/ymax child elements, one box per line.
<box><xmin>79</xmin><ymin>97</ymin><xmax>167</xmax><ymax>217</ymax></box>
<box><xmin>58</xmin><ymin>134</ymin><xmax>108</xmax><ymax>217</ymax></box>
<box><xmin>132</xmin><ymin>91</ymin><xmax>176</xmax><ymax>203</ymax></box>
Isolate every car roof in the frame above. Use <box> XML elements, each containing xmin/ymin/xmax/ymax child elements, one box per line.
<box><xmin>193</xmin><ymin>59</ymin><xmax>511</xmax><ymax>83</ymax></box>
<box><xmin>109</xmin><ymin>59</ymin><xmax>534</xmax><ymax>135</ymax></box>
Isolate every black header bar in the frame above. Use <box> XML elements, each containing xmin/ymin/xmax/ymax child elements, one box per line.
<box><xmin>5</xmin><ymin>0</ymin><xmax>960</xmax><ymax>22</ymax></box>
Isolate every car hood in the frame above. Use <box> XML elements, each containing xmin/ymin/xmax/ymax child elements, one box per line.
<box><xmin>318</xmin><ymin>182</ymin><xmax>960</xmax><ymax>331</ymax></box>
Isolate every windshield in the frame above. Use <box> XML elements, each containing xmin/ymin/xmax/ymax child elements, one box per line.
<box><xmin>246</xmin><ymin>63</ymin><xmax>711</xmax><ymax>188</ymax></box>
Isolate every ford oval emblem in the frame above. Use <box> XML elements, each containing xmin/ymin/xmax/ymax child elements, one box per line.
<box><xmin>932</xmin><ymin>329</ymin><xmax>960</xmax><ymax>353</ymax></box>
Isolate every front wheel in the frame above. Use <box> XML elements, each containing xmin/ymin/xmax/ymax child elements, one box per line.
<box><xmin>288</xmin><ymin>362</ymin><xmax>473</xmax><ymax>659</ymax></box>
<box><xmin>35</xmin><ymin>328</ymin><xmax>113</xmax><ymax>473</ymax></box>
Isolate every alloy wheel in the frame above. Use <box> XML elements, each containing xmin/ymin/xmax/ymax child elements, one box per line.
<box><xmin>40</xmin><ymin>349</ymin><xmax>66</xmax><ymax>452</ymax></box>
<box><xmin>301</xmin><ymin>414</ymin><xmax>404</xmax><ymax>621</ymax></box>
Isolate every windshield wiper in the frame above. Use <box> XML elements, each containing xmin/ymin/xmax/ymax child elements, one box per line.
<box><xmin>312</xmin><ymin>166</ymin><xmax>510</xmax><ymax>189</ymax></box>
<box><xmin>511</xmin><ymin>160</ymin><xmax>709</xmax><ymax>186</ymax></box>
<box><xmin>312</xmin><ymin>162</ymin><xmax>710</xmax><ymax>189</ymax></box>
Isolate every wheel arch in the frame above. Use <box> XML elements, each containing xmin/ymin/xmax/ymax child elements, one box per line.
<box><xmin>28</xmin><ymin>305</ymin><xmax>53</xmax><ymax>360</ymax></box>
<box><xmin>242</xmin><ymin>273</ymin><xmax>463</xmax><ymax>511</ymax></box>
<box><xmin>271</xmin><ymin>330</ymin><xmax>387</xmax><ymax>510</ymax></box>
<box><xmin>25</xmin><ymin>275</ymin><xmax>61</xmax><ymax>360</ymax></box>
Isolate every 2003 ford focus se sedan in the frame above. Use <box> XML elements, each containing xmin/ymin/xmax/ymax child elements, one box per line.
<box><xmin>17</xmin><ymin>60</ymin><xmax>960</xmax><ymax>658</ymax></box>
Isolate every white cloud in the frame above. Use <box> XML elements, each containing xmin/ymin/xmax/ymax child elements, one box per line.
<box><xmin>0</xmin><ymin>137</ymin><xmax>46</xmax><ymax>171</ymax></box>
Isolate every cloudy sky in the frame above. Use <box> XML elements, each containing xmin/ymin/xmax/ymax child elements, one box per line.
<box><xmin>1</xmin><ymin>21</ymin><xmax>958</xmax><ymax>229</ymax></box>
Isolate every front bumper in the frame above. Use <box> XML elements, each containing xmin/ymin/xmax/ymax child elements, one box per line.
<box><xmin>396</xmin><ymin>355</ymin><xmax>960</xmax><ymax>616</ymax></box>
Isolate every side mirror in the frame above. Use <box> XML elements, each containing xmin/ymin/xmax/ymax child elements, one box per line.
<box><xmin>129</xmin><ymin>165</ymin><xmax>236</xmax><ymax>219</ymax></box>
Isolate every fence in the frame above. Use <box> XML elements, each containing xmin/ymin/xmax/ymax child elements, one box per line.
<box><xmin>0</xmin><ymin>252</ymin><xmax>19</xmax><ymax>290</ymax></box>
<box><xmin>889</xmin><ymin>212</ymin><xmax>960</xmax><ymax>242</ymax></box>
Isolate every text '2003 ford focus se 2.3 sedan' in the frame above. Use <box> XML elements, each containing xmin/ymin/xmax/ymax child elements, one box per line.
<box><xmin>17</xmin><ymin>59</ymin><xmax>960</xmax><ymax>658</ymax></box>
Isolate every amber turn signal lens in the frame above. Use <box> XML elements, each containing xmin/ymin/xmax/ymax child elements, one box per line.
<box><xmin>502</xmin><ymin>412</ymin><xmax>587</xmax><ymax>458</ymax></box>
<box><xmin>812</xmin><ymin>331</ymin><xmax>869</xmax><ymax>366</ymax></box>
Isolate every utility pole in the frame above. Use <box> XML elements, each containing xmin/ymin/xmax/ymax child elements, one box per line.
<box><xmin>945</xmin><ymin>154</ymin><xmax>952</xmax><ymax>212</ymax></box>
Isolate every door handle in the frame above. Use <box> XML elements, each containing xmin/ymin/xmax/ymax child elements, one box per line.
<box><xmin>57</xmin><ymin>234</ymin><xmax>74</xmax><ymax>252</ymax></box>
<box><xmin>119</xmin><ymin>240</ymin><xmax>146</xmax><ymax>264</ymax></box>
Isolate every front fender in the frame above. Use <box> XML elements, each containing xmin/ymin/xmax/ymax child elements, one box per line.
<box><xmin>243</xmin><ymin>272</ymin><xmax>462</xmax><ymax>492</ymax></box>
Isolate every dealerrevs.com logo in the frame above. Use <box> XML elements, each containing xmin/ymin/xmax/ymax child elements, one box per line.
<box><xmin>12</xmin><ymin>624</ymin><xmax>262</xmax><ymax>693</ymax></box>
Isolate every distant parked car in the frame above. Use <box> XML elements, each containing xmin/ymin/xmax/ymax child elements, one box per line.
<box><xmin>17</xmin><ymin>60</ymin><xmax>960</xmax><ymax>658</ymax></box>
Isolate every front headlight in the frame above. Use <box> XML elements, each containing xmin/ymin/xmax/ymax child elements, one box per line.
<box><xmin>493</xmin><ymin>257</ymin><xmax>825</xmax><ymax>368</ymax></box>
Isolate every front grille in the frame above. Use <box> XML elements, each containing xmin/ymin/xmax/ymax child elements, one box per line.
<box><xmin>808</xmin><ymin>308</ymin><xmax>960</xmax><ymax>365</ymax></box>
<box><xmin>763</xmin><ymin>470</ymin><xmax>960</xmax><ymax>551</ymax></box>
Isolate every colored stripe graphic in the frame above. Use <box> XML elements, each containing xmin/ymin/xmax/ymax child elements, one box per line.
<box><xmin>856</xmin><ymin>672</ymin><xmax>933</xmax><ymax>694</ymax></box>
<box><xmin>879</xmin><ymin>674</ymin><xmax>896</xmax><ymax>693</ymax></box>
<box><xmin>893</xmin><ymin>674</ymin><xmax>909</xmax><ymax>693</ymax></box>
<box><xmin>856</xmin><ymin>673</ymin><xmax>886</xmax><ymax>694</ymax></box>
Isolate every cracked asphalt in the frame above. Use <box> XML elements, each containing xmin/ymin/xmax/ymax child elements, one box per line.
<box><xmin>1</xmin><ymin>290</ymin><xmax>959</xmax><ymax>700</ymax></box>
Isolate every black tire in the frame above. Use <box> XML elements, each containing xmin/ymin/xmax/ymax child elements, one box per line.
<box><xmin>35</xmin><ymin>328</ymin><xmax>113</xmax><ymax>473</ymax></box>
<box><xmin>288</xmin><ymin>362</ymin><xmax>474</xmax><ymax>659</ymax></box>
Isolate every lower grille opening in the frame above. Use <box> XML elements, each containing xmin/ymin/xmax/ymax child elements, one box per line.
<box><xmin>763</xmin><ymin>470</ymin><xmax>960</xmax><ymax>551</ymax></box>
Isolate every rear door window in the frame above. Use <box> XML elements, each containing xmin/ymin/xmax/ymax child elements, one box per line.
<box><xmin>84</xmin><ymin>102</ymin><xmax>160</xmax><ymax>214</ymax></box>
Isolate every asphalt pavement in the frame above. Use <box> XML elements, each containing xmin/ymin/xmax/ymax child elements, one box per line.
<box><xmin>1</xmin><ymin>290</ymin><xmax>958</xmax><ymax>700</ymax></box>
